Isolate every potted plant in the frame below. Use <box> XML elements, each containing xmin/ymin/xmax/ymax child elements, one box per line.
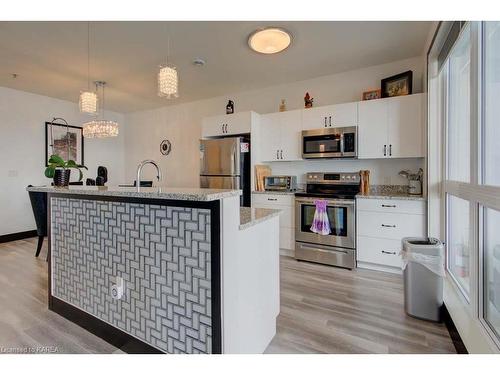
<box><xmin>44</xmin><ymin>154</ymin><xmax>88</xmax><ymax>187</ymax></box>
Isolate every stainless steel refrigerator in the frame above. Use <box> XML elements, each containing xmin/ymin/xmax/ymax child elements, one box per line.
<box><xmin>200</xmin><ymin>136</ymin><xmax>251</xmax><ymax>207</ymax></box>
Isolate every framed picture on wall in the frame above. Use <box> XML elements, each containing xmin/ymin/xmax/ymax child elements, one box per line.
<box><xmin>45</xmin><ymin>122</ymin><xmax>84</xmax><ymax>166</ymax></box>
<box><xmin>381</xmin><ymin>70</ymin><xmax>413</xmax><ymax>98</ymax></box>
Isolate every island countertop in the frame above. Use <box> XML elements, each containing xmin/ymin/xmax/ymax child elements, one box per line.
<box><xmin>26</xmin><ymin>185</ymin><xmax>242</xmax><ymax>201</ymax></box>
<box><xmin>239</xmin><ymin>207</ymin><xmax>281</xmax><ymax>230</ymax></box>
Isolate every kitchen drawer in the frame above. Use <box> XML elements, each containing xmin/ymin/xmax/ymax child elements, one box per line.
<box><xmin>357</xmin><ymin>198</ymin><xmax>425</xmax><ymax>215</ymax></box>
<box><xmin>357</xmin><ymin>211</ymin><xmax>425</xmax><ymax>240</ymax></box>
<box><xmin>252</xmin><ymin>193</ymin><xmax>294</xmax><ymax>207</ymax></box>
<box><xmin>357</xmin><ymin>236</ymin><xmax>402</xmax><ymax>268</ymax></box>
<box><xmin>279</xmin><ymin>227</ymin><xmax>294</xmax><ymax>250</ymax></box>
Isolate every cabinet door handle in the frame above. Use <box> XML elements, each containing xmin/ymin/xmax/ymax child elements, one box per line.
<box><xmin>267</xmin><ymin>198</ymin><xmax>278</xmax><ymax>201</ymax></box>
<box><xmin>324</xmin><ymin>117</ymin><xmax>327</xmax><ymax>127</ymax></box>
<box><xmin>280</xmin><ymin>150</ymin><xmax>283</xmax><ymax>159</ymax></box>
<box><xmin>222</xmin><ymin>124</ymin><xmax>224</xmax><ymax>133</ymax></box>
<box><xmin>276</xmin><ymin>150</ymin><xmax>279</xmax><ymax>159</ymax></box>
<box><xmin>389</xmin><ymin>144</ymin><xmax>392</xmax><ymax>156</ymax></box>
<box><xmin>382</xmin><ymin>250</ymin><xmax>396</xmax><ymax>255</ymax></box>
<box><xmin>329</xmin><ymin>116</ymin><xmax>332</xmax><ymax>127</ymax></box>
<box><xmin>383</xmin><ymin>144</ymin><xmax>387</xmax><ymax>156</ymax></box>
<box><xmin>225</xmin><ymin>124</ymin><xmax>228</xmax><ymax>133</ymax></box>
<box><xmin>381</xmin><ymin>204</ymin><xmax>396</xmax><ymax>208</ymax></box>
<box><xmin>381</xmin><ymin>224</ymin><xmax>396</xmax><ymax>228</ymax></box>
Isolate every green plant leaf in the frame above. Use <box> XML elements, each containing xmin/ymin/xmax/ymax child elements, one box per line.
<box><xmin>66</xmin><ymin>160</ymin><xmax>77</xmax><ymax>168</ymax></box>
<box><xmin>44</xmin><ymin>167</ymin><xmax>55</xmax><ymax>178</ymax></box>
<box><xmin>78</xmin><ymin>169</ymin><xmax>83</xmax><ymax>181</ymax></box>
<box><xmin>48</xmin><ymin>154</ymin><xmax>65</xmax><ymax>166</ymax></box>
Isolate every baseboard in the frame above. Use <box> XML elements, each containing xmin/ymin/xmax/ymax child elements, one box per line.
<box><xmin>280</xmin><ymin>248</ymin><xmax>294</xmax><ymax>257</ymax></box>
<box><xmin>442</xmin><ymin>304</ymin><xmax>468</xmax><ymax>354</ymax></box>
<box><xmin>0</xmin><ymin>230</ymin><xmax>38</xmax><ymax>244</ymax></box>
<box><xmin>357</xmin><ymin>261</ymin><xmax>402</xmax><ymax>274</ymax></box>
<box><xmin>49</xmin><ymin>296</ymin><xmax>162</xmax><ymax>354</ymax></box>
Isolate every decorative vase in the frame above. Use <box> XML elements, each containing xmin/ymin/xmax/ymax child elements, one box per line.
<box><xmin>53</xmin><ymin>169</ymin><xmax>71</xmax><ymax>187</ymax></box>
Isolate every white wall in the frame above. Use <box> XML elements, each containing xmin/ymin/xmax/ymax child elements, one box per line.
<box><xmin>269</xmin><ymin>158</ymin><xmax>423</xmax><ymax>187</ymax></box>
<box><xmin>124</xmin><ymin>56</ymin><xmax>425</xmax><ymax>186</ymax></box>
<box><xmin>0</xmin><ymin>86</ymin><xmax>125</xmax><ymax>236</ymax></box>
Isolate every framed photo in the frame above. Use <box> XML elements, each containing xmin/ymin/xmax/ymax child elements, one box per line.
<box><xmin>381</xmin><ymin>70</ymin><xmax>413</xmax><ymax>98</ymax></box>
<box><xmin>362</xmin><ymin>89</ymin><xmax>381</xmax><ymax>101</ymax></box>
<box><xmin>45</xmin><ymin>122</ymin><xmax>84</xmax><ymax>166</ymax></box>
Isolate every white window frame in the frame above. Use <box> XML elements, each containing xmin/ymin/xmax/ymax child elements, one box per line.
<box><xmin>438</xmin><ymin>21</ymin><xmax>500</xmax><ymax>350</ymax></box>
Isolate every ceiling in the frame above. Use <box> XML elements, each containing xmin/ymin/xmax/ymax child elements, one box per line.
<box><xmin>0</xmin><ymin>21</ymin><xmax>432</xmax><ymax>113</ymax></box>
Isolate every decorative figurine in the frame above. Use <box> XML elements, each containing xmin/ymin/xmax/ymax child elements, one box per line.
<box><xmin>304</xmin><ymin>92</ymin><xmax>313</xmax><ymax>108</ymax></box>
<box><xmin>226</xmin><ymin>100</ymin><xmax>234</xmax><ymax>114</ymax></box>
<box><xmin>279</xmin><ymin>99</ymin><xmax>286</xmax><ymax>112</ymax></box>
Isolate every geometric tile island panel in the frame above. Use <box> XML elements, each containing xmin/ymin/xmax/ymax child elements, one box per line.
<box><xmin>51</xmin><ymin>197</ymin><xmax>212</xmax><ymax>353</ymax></box>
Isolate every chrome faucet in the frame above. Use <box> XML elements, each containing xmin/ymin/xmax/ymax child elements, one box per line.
<box><xmin>136</xmin><ymin>159</ymin><xmax>162</xmax><ymax>190</ymax></box>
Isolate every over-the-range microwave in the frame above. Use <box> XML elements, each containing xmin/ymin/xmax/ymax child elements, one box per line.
<box><xmin>301</xmin><ymin>126</ymin><xmax>357</xmax><ymax>159</ymax></box>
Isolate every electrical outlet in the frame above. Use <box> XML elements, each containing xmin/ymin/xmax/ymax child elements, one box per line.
<box><xmin>111</xmin><ymin>276</ymin><xmax>125</xmax><ymax>300</ymax></box>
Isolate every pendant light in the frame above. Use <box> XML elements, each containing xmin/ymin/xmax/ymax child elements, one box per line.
<box><xmin>83</xmin><ymin>81</ymin><xmax>119</xmax><ymax>138</ymax></box>
<box><xmin>79</xmin><ymin>22</ymin><xmax>98</xmax><ymax>114</ymax></box>
<box><xmin>157</xmin><ymin>26</ymin><xmax>179</xmax><ymax>99</ymax></box>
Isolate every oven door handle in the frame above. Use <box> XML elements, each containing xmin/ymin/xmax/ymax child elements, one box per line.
<box><xmin>295</xmin><ymin>198</ymin><xmax>355</xmax><ymax>206</ymax></box>
<box><xmin>297</xmin><ymin>242</ymin><xmax>349</xmax><ymax>255</ymax></box>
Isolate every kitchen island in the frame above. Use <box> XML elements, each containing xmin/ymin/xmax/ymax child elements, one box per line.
<box><xmin>26</xmin><ymin>186</ymin><xmax>280</xmax><ymax>354</ymax></box>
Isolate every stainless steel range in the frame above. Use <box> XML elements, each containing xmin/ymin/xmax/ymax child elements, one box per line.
<box><xmin>295</xmin><ymin>172</ymin><xmax>360</xmax><ymax>269</ymax></box>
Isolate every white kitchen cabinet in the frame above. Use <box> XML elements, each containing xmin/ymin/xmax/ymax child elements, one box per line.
<box><xmin>356</xmin><ymin>197</ymin><xmax>426</xmax><ymax>273</ymax></box>
<box><xmin>358</xmin><ymin>93</ymin><xmax>424</xmax><ymax>159</ymax></box>
<box><xmin>387</xmin><ymin>94</ymin><xmax>424</xmax><ymax>158</ymax></box>
<box><xmin>357</xmin><ymin>98</ymin><xmax>388</xmax><ymax>159</ymax></box>
<box><xmin>252</xmin><ymin>192</ymin><xmax>295</xmax><ymax>252</ymax></box>
<box><xmin>202</xmin><ymin>111</ymin><xmax>258</xmax><ymax>137</ymax></box>
<box><xmin>259</xmin><ymin>110</ymin><xmax>302</xmax><ymax>162</ymax></box>
<box><xmin>302</xmin><ymin>102</ymin><xmax>358</xmax><ymax>130</ymax></box>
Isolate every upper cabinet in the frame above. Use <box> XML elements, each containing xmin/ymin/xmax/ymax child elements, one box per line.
<box><xmin>358</xmin><ymin>93</ymin><xmax>425</xmax><ymax>159</ymax></box>
<box><xmin>260</xmin><ymin>109</ymin><xmax>302</xmax><ymax>162</ymax></box>
<box><xmin>202</xmin><ymin>111</ymin><xmax>259</xmax><ymax>137</ymax></box>
<box><xmin>302</xmin><ymin>102</ymin><xmax>358</xmax><ymax>130</ymax></box>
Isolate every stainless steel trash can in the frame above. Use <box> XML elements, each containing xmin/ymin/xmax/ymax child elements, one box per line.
<box><xmin>402</xmin><ymin>237</ymin><xmax>444</xmax><ymax>322</ymax></box>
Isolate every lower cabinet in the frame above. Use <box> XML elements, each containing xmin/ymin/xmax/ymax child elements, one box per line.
<box><xmin>252</xmin><ymin>193</ymin><xmax>295</xmax><ymax>253</ymax></box>
<box><xmin>356</xmin><ymin>198</ymin><xmax>426</xmax><ymax>273</ymax></box>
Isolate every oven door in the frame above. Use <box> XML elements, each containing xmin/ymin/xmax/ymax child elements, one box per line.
<box><xmin>295</xmin><ymin>197</ymin><xmax>355</xmax><ymax>249</ymax></box>
<box><xmin>302</xmin><ymin>129</ymin><xmax>342</xmax><ymax>158</ymax></box>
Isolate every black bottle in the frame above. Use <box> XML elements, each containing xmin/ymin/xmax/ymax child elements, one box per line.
<box><xmin>226</xmin><ymin>100</ymin><xmax>234</xmax><ymax>114</ymax></box>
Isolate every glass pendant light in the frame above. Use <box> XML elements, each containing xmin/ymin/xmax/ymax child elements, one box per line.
<box><xmin>158</xmin><ymin>29</ymin><xmax>179</xmax><ymax>98</ymax></box>
<box><xmin>83</xmin><ymin>81</ymin><xmax>119</xmax><ymax>138</ymax></box>
<box><xmin>79</xmin><ymin>22</ymin><xmax>98</xmax><ymax>114</ymax></box>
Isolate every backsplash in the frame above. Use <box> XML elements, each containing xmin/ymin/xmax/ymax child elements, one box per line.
<box><xmin>266</xmin><ymin>158</ymin><xmax>424</xmax><ymax>186</ymax></box>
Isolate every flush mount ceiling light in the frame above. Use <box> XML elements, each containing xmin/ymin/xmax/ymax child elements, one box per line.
<box><xmin>83</xmin><ymin>81</ymin><xmax>119</xmax><ymax>138</ymax></box>
<box><xmin>248</xmin><ymin>27</ymin><xmax>292</xmax><ymax>54</ymax></box>
<box><xmin>79</xmin><ymin>22</ymin><xmax>98</xmax><ymax>114</ymax></box>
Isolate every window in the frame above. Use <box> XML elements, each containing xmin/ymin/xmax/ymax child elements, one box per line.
<box><xmin>483</xmin><ymin>22</ymin><xmax>500</xmax><ymax>187</ymax></box>
<box><xmin>447</xmin><ymin>23</ymin><xmax>471</xmax><ymax>183</ymax></box>
<box><xmin>433</xmin><ymin>21</ymin><xmax>500</xmax><ymax>351</ymax></box>
<box><xmin>447</xmin><ymin>194</ymin><xmax>471</xmax><ymax>298</ymax></box>
<box><xmin>483</xmin><ymin>206</ymin><xmax>500</xmax><ymax>341</ymax></box>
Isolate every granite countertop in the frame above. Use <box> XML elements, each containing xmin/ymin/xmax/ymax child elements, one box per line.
<box><xmin>26</xmin><ymin>185</ymin><xmax>242</xmax><ymax>202</ymax></box>
<box><xmin>239</xmin><ymin>207</ymin><xmax>281</xmax><ymax>230</ymax></box>
<box><xmin>356</xmin><ymin>185</ymin><xmax>426</xmax><ymax>201</ymax></box>
<box><xmin>252</xmin><ymin>190</ymin><xmax>303</xmax><ymax>196</ymax></box>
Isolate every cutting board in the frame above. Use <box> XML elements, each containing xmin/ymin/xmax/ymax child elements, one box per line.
<box><xmin>254</xmin><ymin>165</ymin><xmax>272</xmax><ymax>192</ymax></box>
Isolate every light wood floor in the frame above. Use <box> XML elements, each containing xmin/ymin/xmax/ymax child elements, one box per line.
<box><xmin>0</xmin><ymin>237</ymin><xmax>456</xmax><ymax>354</ymax></box>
